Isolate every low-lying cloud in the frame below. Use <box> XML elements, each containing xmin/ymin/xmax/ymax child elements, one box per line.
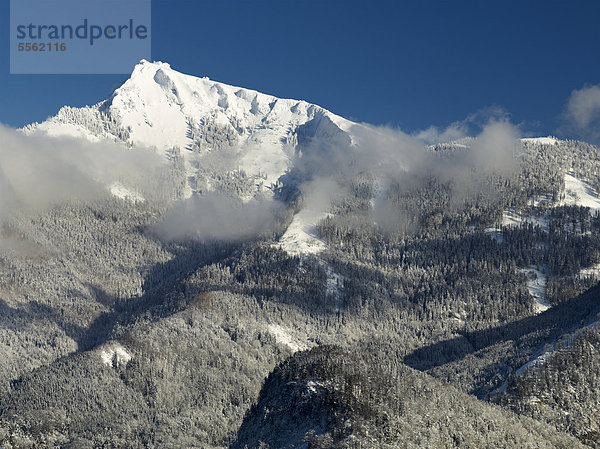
<box><xmin>152</xmin><ymin>193</ymin><xmax>281</xmax><ymax>242</ymax></box>
<box><xmin>564</xmin><ymin>84</ymin><xmax>600</xmax><ymax>142</ymax></box>
<box><xmin>283</xmin><ymin>115</ymin><xmax>522</xmax><ymax>237</ymax></box>
<box><xmin>0</xmin><ymin>123</ymin><xmax>164</xmax><ymax>221</ymax></box>
<box><xmin>413</xmin><ymin>106</ymin><xmax>510</xmax><ymax>145</ymax></box>
<box><xmin>0</xmin><ymin>108</ymin><xmax>523</xmax><ymax>248</ymax></box>
<box><xmin>0</xmin><ymin>123</ymin><xmax>280</xmax><ymax>246</ymax></box>
<box><xmin>469</xmin><ymin>120</ymin><xmax>520</xmax><ymax>173</ymax></box>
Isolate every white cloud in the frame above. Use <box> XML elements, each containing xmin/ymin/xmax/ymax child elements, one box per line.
<box><xmin>566</xmin><ymin>84</ymin><xmax>600</xmax><ymax>129</ymax></box>
<box><xmin>0</xmin><ymin>123</ymin><xmax>164</xmax><ymax>219</ymax></box>
<box><xmin>470</xmin><ymin>120</ymin><xmax>521</xmax><ymax>173</ymax></box>
<box><xmin>413</xmin><ymin>106</ymin><xmax>510</xmax><ymax>145</ymax></box>
<box><xmin>153</xmin><ymin>193</ymin><xmax>281</xmax><ymax>242</ymax></box>
<box><xmin>414</xmin><ymin>122</ymin><xmax>468</xmax><ymax>145</ymax></box>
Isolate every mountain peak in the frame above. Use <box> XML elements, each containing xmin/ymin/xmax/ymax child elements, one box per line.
<box><xmin>128</xmin><ymin>59</ymin><xmax>176</xmax><ymax>83</ymax></box>
<box><xmin>30</xmin><ymin>61</ymin><xmax>356</xmax><ymax>192</ymax></box>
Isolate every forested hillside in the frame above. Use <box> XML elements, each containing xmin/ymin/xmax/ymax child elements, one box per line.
<box><xmin>233</xmin><ymin>346</ymin><xmax>585</xmax><ymax>449</ymax></box>
<box><xmin>1</xmin><ymin>64</ymin><xmax>600</xmax><ymax>447</ymax></box>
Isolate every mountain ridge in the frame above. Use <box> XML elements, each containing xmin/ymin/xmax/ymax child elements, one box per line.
<box><xmin>26</xmin><ymin>60</ymin><xmax>358</xmax><ymax>192</ymax></box>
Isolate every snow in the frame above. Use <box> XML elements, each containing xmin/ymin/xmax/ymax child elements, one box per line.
<box><xmin>111</xmin><ymin>62</ymin><xmax>192</xmax><ymax>151</ymax></box>
<box><xmin>519</xmin><ymin>267</ymin><xmax>549</xmax><ymax>313</ymax></box>
<box><xmin>277</xmin><ymin>208</ymin><xmax>329</xmax><ymax>256</ymax></box>
<box><xmin>34</xmin><ymin>122</ymin><xmax>102</xmax><ymax>141</ymax></box>
<box><xmin>306</xmin><ymin>380</ymin><xmax>320</xmax><ymax>394</ymax></box>
<box><xmin>529</xmin><ymin>192</ymin><xmax>554</xmax><ymax>208</ymax></box>
<box><xmin>108</xmin><ymin>60</ymin><xmax>354</xmax><ymax>189</ymax></box>
<box><xmin>237</xmin><ymin>134</ymin><xmax>292</xmax><ymax>188</ymax></box>
<box><xmin>326</xmin><ymin>264</ymin><xmax>343</xmax><ymax>312</ymax></box>
<box><xmin>485</xmin><ymin>172</ymin><xmax>600</xmax><ymax>314</ymax></box>
<box><xmin>311</xmin><ymin>258</ymin><xmax>344</xmax><ymax>312</ymax></box>
<box><xmin>276</xmin><ymin>203</ymin><xmax>344</xmax><ymax>309</ymax></box>
<box><xmin>370</xmin><ymin>178</ymin><xmax>392</xmax><ymax>217</ymax></box>
<box><xmin>491</xmin><ymin>174</ymin><xmax>600</xmax><ymax>236</ymax></box>
<box><xmin>24</xmin><ymin>60</ymin><xmax>368</xmax><ymax>262</ymax></box>
<box><xmin>501</xmin><ymin>209</ymin><xmax>524</xmax><ymax>227</ymax></box>
<box><xmin>513</xmin><ymin>321</ymin><xmax>600</xmax><ymax>381</ymax></box>
<box><xmin>306</xmin><ymin>379</ymin><xmax>327</xmax><ymax>396</ymax></box>
<box><xmin>514</xmin><ymin>350</ymin><xmax>552</xmax><ymax>378</ymax></box>
<box><xmin>30</xmin><ymin>59</ymin><xmax>356</xmax><ymax>199</ymax></box>
<box><xmin>494</xmin><ymin>323</ymin><xmax>592</xmax><ymax>396</ymax></box>
<box><xmin>485</xmin><ymin>227</ymin><xmax>505</xmax><ymax>243</ymax></box>
<box><xmin>559</xmin><ymin>173</ymin><xmax>600</xmax><ymax>212</ymax></box>
<box><xmin>267</xmin><ymin>324</ymin><xmax>307</xmax><ymax>353</ymax></box>
<box><xmin>521</xmin><ymin>137</ymin><xmax>558</xmax><ymax>145</ymax></box>
<box><xmin>109</xmin><ymin>182</ymin><xmax>145</xmax><ymax>204</ymax></box>
<box><xmin>100</xmin><ymin>343</ymin><xmax>132</xmax><ymax>368</ymax></box>
<box><xmin>579</xmin><ymin>263</ymin><xmax>600</xmax><ymax>280</ymax></box>
<box><xmin>501</xmin><ymin>208</ymin><xmax>548</xmax><ymax>231</ymax></box>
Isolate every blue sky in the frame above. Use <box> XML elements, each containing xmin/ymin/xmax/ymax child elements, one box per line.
<box><xmin>2</xmin><ymin>0</ymin><xmax>600</xmax><ymax>139</ymax></box>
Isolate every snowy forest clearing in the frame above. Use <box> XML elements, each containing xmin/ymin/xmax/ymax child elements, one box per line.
<box><xmin>277</xmin><ymin>208</ymin><xmax>328</xmax><ymax>256</ymax></box>
<box><xmin>267</xmin><ymin>324</ymin><xmax>308</xmax><ymax>353</ymax></box>
<box><xmin>485</xmin><ymin>173</ymin><xmax>600</xmax><ymax>314</ymax></box>
<box><xmin>560</xmin><ymin>173</ymin><xmax>600</xmax><ymax>212</ymax></box>
<box><xmin>519</xmin><ymin>267</ymin><xmax>549</xmax><ymax>313</ymax></box>
<box><xmin>488</xmin><ymin>173</ymin><xmax>600</xmax><ymax>236</ymax></box>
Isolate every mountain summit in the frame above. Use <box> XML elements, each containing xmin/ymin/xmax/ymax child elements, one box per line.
<box><xmin>29</xmin><ymin>60</ymin><xmax>356</xmax><ymax>190</ymax></box>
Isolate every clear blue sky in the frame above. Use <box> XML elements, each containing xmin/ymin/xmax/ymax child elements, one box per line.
<box><xmin>2</xmin><ymin>0</ymin><xmax>600</xmax><ymax>137</ymax></box>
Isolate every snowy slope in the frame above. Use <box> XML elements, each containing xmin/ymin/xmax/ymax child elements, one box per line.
<box><xmin>109</xmin><ymin>182</ymin><xmax>145</xmax><ymax>204</ymax></box>
<box><xmin>277</xmin><ymin>208</ymin><xmax>329</xmax><ymax>256</ymax></box>
<box><xmin>29</xmin><ymin>61</ymin><xmax>576</xmax><ymax>260</ymax></box>
<box><xmin>370</xmin><ymin>178</ymin><xmax>392</xmax><ymax>217</ymax></box>
<box><xmin>25</xmin><ymin>60</ymin><xmax>366</xmax><ymax>257</ymax></box>
<box><xmin>560</xmin><ymin>173</ymin><xmax>600</xmax><ymax>212</ymax></box>
<box><xmin>483</xmin><ymin>172</ymin><xmax>600</xmax><ymax>236</ymax></box>
<box><xmin>519</xmin><ymin>267</ymin><xmax>550</xmax><ymax>313</ymax></box>
<box><xmin>521</xmin><ymin>136</ymin><xmax>558</xmax><ymax>146</ymax></box>
<box><xmin>266</xmin><ymin>324</ymin><xmax>309</xmax><ymax>353</ymax></box>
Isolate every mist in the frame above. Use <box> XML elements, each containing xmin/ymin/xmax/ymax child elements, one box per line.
<box><xmin>0</xmin><ymin>111</ymin><xmax>522</xmax><ymax>247</ymax></box>
<box><xmin>469</xmin><ymin>120</ymin><xmax>520</xmax><ymax>173</ymax></box>
<box><xmin>564</xmin><ymin>83</ymin><xmax>600</xmax><ymax>143</ymax></box>
<box><xmin>152</xmin><ymin>193</ymin><xmax>282</xmax><ymax>242</ymax></box>
<box><xmin>0</xmin><ymin>123</ymin><xmax>284</xmax><ymax>247</ymax></box>
<box><xmin>0</xmin><ymin>124</ymin><xmax>165</xmax><ymax>221</ymax></box>
<box><xmin>289</xmin><ymin>117</ymin><xmax>521</xmax><ymax>232</ymax></box>
<box><xmin>412</xmin><ymin>106</ymin><xmax>510</xmax><ymax>145</ymax></box>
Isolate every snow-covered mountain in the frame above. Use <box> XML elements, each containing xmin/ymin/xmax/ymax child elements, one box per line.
<box><xmin>24</xmin><ymin>61</ymin><xmax>581</xmax><ymax>260</ymax></box>
<box><xmin>23</xmin><ymin>60</ymin><xmax>365</xmax><ymax>255</ymax></box>
<box><xmin>27</xmin><ymin>60</ymin><xmax>356</xmax><ymax>192</ymax></box>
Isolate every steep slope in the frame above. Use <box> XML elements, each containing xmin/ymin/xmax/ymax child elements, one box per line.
<box><xmin>24</xmin><ymin>60</ymin><xmax>361</xmax><ymax>257</ymax></box>
<box><xmin>0</xmin><ymin>199</ymin><xmax>175</xmax><ymax>392</ymax></box>
<box><xmin>0</xmin><ymin>291</ymin><xmax>290</xmax><ymax>448</ymax></box>
<box><xmin>404</xmin><ymin>284</ymin><xmax>600</xmax><ymax>398</ymax></box>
